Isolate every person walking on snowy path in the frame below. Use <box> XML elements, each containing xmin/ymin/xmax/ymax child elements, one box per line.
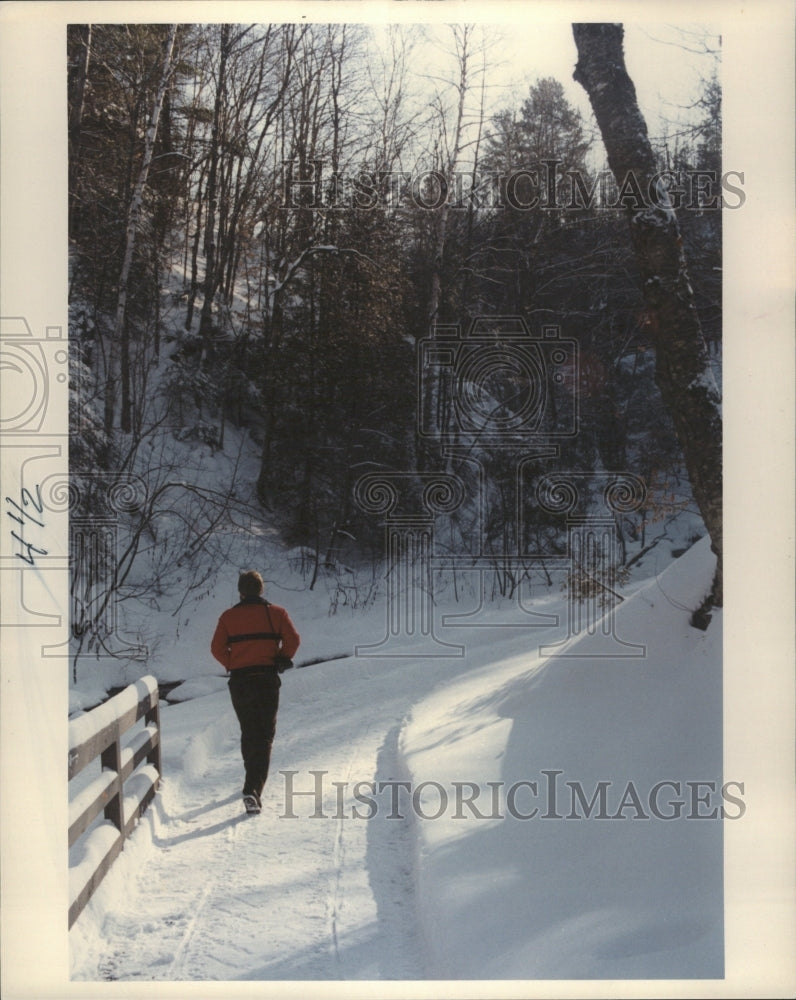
<box><xmin>211</xmin><ymin>570</ymin><xmax>300</xmax><ymax>814</ymax></box>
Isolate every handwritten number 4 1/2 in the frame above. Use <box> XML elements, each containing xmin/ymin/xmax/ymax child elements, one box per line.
<box><xmin>6</xmin><ymin>485</ymin><xmax>48</xmax><ymax>566</ymax></box>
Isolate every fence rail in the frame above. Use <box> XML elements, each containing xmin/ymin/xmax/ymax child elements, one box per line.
<box><xmin>68</xmin><ymin>675</ymin><xmax>161</xmax><ymax>928</ymax></box>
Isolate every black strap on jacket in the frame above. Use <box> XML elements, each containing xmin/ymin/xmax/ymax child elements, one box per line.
<box><xmin>227</xmin><ymin>599</ymin><xmax>282</xmax><ymax>646</ymax></box>
<box><xmin>228</xmin><ymin>631</ymin><xmax>280</xmax><ymax>643</ymax></box>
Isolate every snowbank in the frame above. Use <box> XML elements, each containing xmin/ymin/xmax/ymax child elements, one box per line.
<box><xmin>400</xmin><ymin>538</ymin><xmax>724</xmax><ymax>979</ymax></box>
<box><xmin>164</xmin><ymin>674</ymin><xmax>229</xmax><ymax>703</ymax></box>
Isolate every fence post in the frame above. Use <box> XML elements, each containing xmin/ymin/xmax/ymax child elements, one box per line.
<box><xmin>145</xmin><ymin>698</ymin><xmax>161</xmax><ymax>774</ymax></box>
<box><xmin>100</xmin><ymin>737</ymin><xmax>124</xmax><ymax>832</ymax></box>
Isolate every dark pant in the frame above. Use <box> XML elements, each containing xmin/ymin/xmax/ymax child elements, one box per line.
<box><xmin>228</xmin><ymin>667</ymin><xmax>281</xmax><ymax>799</ymax></box>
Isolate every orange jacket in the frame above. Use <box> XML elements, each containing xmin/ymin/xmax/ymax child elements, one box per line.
<box><xmin>211</xmin><ymin>597</ymin><xmax>300</xmax><ymax>672</ymax></box>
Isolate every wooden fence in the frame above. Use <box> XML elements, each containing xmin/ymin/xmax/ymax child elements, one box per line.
<box><xmin>68</xmin><ymin>675</ymin><xmax>161</xmax><ymax>928</ymax></box>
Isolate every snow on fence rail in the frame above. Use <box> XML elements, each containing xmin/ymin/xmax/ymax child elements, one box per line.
<box><xmin>68</xmin><ymin>675</ymin><xmax>161</xmax><ymax>929</ymax></box>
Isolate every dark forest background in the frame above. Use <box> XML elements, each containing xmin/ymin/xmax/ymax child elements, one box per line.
<box><xmin>67</xmin><ymin>23</ymin><xmax>722</xmax><ymax>620</ymax></box>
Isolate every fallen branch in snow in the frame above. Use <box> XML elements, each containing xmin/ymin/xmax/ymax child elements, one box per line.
<box><xmin>573</xmin><ymin>569</ymin><xmax>627</xmax><ymax>604</ymax></box>
<box><xmin>295</xmin><ymin>653</ymin><xmax>352</xmax><ymax>669</ymax></box>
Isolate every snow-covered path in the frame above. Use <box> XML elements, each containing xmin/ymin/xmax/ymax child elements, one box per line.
<box><xmin>71</xmin><ymin>648</ymin><xmax>472</xmax><ymax>981</ymax></box>
<box><xmin>70</xmin><ymin>542</ymin><xmax>729</xmax><ymax>982</ymax></box>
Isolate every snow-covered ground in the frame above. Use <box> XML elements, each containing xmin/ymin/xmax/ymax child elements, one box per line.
<box><xmin>68</xmin><ymin>537</ymin><xmax>726</xmax><ymax>982</ymax></box>
<box><xmin>52</xmin><ymin>227</ymin><xmax>732</xmax><ymax>984</ymax></box>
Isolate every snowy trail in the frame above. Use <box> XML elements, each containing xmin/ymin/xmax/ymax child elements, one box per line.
<box><xmin>67</xmin><ymin>548</ymin><xmax>734</xmax><ymax>983</ymax></box>
<box><xmin>72</xmin><ymin>649</ymin><xmax>461</xmax><ymax>981</ymax></box>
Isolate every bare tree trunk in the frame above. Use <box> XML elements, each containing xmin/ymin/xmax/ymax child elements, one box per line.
<box><xmin>572</xmin><ymin>23</ymin><xmax>723</xmax><ymax>612</ymax></box>
<box><xmin>427</xmin><ymin>24</ymin><xmax>470</xmax><ymax>327</ymax></box>
<box><xmin>198</xmin><ymin>24</ymin><xmax>231</xmax><ymax>360</ymax></box>
<box><xmin>419</xmin><ymin>25</ymin><xmax>475</xmax><ymax>472</ymax></box>
<box><xmin>185</xmin><ymin>166</ymin><xmax>206</xmax><ymax>334</ymax></box>
<box><xmin>68</xmin><ymin>24</ymin><xmax>92</xmax><ymax>238</ymax></box>
<box><xmin>105</xmin><ymin>24</ymin><xmax>177</xmax><ymax>435</ymax></box>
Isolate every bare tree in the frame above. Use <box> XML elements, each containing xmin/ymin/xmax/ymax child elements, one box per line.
<box><xmin>364</xmin><ymin>24</ymin><xmax>423</xmax><ymax>180</ymax></box>
<box><xmin>572</xmin><ymin>22</ymin><xmax>723</xmax><ymax>617</ymax></box>
<box><xmin>67</xmin><ymin>23</ymin><xmax>92</xmax><ymax>237</ymax></box>
<box><xmin>424</xmin><ymin>23</ymin><xmax>481</xmax><ymax>326</ymax></box>
<box><xmin>197</xmin><ymin>23</ymin><xmax>233</xmax><ymax>357</ymax></box>
<box><xmin>105</xmin><ymin>24</ymin><xmax>177</xmax><ymax>435</ymax></box>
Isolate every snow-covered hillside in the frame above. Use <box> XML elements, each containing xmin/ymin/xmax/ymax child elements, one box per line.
<box><xmin>69</xmin><ymin>537</ymin><xmax>725</xmax><ymax>982</ymax></box>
